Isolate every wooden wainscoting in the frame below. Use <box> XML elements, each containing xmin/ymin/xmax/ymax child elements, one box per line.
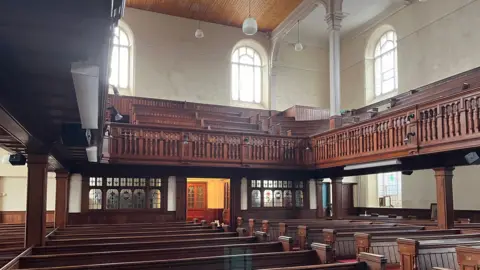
<box><xmin>354</xmin><ymin>207</ymin><xmax>480</xmax><ymax>222</ymax></box>
<box><xmin>68</xmin><ymin>210</ymin><xmax>177</xmax><ymax>225</ymax></box>
<box><xmin>0</xmin><ymin>211</ymin><xmax>54</xmax><ymax>224</ymax></box>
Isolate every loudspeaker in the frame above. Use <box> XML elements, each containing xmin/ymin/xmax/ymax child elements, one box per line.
<box><xmin>9</xmin><ymin>154</ymin><xmax>26</xmax><ymax>166</ymax></box>
<box><xmin>465</xmin><ymin>152</ymin><xmax>480</xmax><ymax>165</ymax></box>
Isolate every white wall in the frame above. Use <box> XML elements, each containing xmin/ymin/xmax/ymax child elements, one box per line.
<box><xmin>342</xmin><ymin>0</ymin><xmax>480</xmax><ymax>209</ymax></box>
<box><xmin>274</xmin><ymin>42</ymin><xmax>329</xmax><ymax>110</ymax></box>
<box><xmin>68</xmin><ymin>174</ymin><xmax>82</xmax><ymax>213</ymax></box>
<box><xmin>123</xmin><ymin>8</ymin><xmax>329</xmax><ymax>111</ymax></box>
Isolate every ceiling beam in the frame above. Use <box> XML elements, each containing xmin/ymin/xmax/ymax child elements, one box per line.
<box><xmin>270</xmin><ymin>0</ymin><xmax>321</xmax><ymax>41</ymax></box>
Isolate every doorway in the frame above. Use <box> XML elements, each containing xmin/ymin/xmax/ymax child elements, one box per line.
<box><xmin>186</xmin><ymin>178</ymin><xmax>230</xmax><ymax>224</ymax></box>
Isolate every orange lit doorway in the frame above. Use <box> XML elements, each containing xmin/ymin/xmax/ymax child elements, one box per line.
<box><xmin>186</xmin><ymin>178</ymin><xmax>230</xmax><ymax>224</ymax></box>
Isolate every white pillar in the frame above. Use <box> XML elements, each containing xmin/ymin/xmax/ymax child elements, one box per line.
<box><xmin>167</xmin><ymin>176</ymin><xmax>176</xmax><ymax>211</ymax></box>
<box><xmin>241</xmin><ymin>177</ymin><xmax>248</xmax><ymax>210</ymax></box>
<box><xmin>68</xmin><ymin>174</ymin><xmax>82</xmax><ymax>213</ymax></box>
<box><xmin>309</xmin><ymin>179</ymin><xmax>317</xmax><ymax>210</ymax></box>
<box><xmin>323</xmin><ymin>0</ymin><xmax>344</xmax><ymax>116</ymax></box>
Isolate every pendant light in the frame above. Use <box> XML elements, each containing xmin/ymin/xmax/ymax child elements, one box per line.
<box><xmin>242</xmin><ymin>0</ymin><xmax>258</xmax><ymax>35</ymax></box>
<box><xmin>195</xmin><ymin>20</ymin><xmax>204</xmax><ymax>39</ymax></box>
<box><xmin>294</xmin><ymin>20</ymin><xmax>304</xmax><ymax>52</ymax></box>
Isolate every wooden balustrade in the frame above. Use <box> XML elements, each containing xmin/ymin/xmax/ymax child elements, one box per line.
<box><xmin>108</xmin><ymin>123</ymin><xmax>311</xmax><ymax>169</ymax></box>
<box><xmin>107</xmin><ymin>86</ymin><xmax>480</xmax><ymax>170</ymax></box>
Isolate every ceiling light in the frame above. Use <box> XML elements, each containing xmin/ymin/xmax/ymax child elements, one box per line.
<box><xmin>344</xmin><ymin>159</ymin><xmax>401</xmax><ymax>170</ymax></box>
<box><xmin>295</xmin><ymin>20</ymin><xmax>304</xmax><ymax>52</ymax></box>
<box><xmin>71</xmin><ymin>62</ymin><xmax>100</xmax><ymax>130</ymax></box>
<box><xmin>195</xmin><ymin>20</ymin><xmax>204</xmax><ymax>39</ymax></box>
<box><xmin>242</xmin><ymin>0</ymin><xmax>257</xmax><ymax>35</ymax></box>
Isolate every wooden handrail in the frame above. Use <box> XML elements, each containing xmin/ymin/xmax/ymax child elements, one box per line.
<box><xmin>0</xmin><ymin>246</ymin><xmax>33</xmax><ymax>270</ymax></box>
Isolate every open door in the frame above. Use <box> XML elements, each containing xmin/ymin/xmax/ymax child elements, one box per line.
<box><xmin>186</xmin><ymin>182</ymin><xmax>207</xmax><ymax>221</ymax></box>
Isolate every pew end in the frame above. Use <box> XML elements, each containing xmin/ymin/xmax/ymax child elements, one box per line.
<box><xmin>279</xmin><ymin>236</ymin><xmax>294</xmax><ymax>251</ymax></box>
<box><xmin>396</xmin><ymin>238</ymin><xmax>419</xmax><ymax>270</ymax></box>
<box><xmin>456</xmin><ymin>245</ymin><xmax>480</xmax><ymax>270</ymax></box>
<box><xmin>311</xmin><ymin>242</ymin><xmax>334</xmax><ymax>264</ymax></box>
<box><xmin>355</xmin><ymin>232</ymin><xmax>372</xmax><ymax>257</ymax></box>
<box><xmin>358</xmin><ymin>252</ymin><xmax>387</xmax><ymax>270</ymax></box>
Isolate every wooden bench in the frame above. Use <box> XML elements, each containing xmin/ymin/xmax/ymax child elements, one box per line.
<box><xmin>298</xmin><ymin>225</ymin><xmax>425</xmax><ymax>258</ymax></box>
<box><xmin>397</xmin><ymin>235</ymin><xmax>480</xmax><ymax>270</ymax></box>
<box><xmin>46</xmin><ymin>231</ymin><xmax>237</xmax><ymax>246</ymax></box>
<box><xmin>51</xmin><ymin>227</ymin><xmax>218</xmax><ymax>239</ymax></box>
<box><xmin>259</xmin><ymin>252</ymin><xmax>386</xmax><ymax>270</ymax></box>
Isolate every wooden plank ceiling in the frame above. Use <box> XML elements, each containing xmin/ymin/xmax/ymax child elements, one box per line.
<box><xmin>127</xmin><ymin>0</ymin><xmax>303</xmax><ymax>32</ymax></box>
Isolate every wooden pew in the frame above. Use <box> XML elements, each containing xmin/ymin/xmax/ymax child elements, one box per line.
<box><xmin>259</xmin><ymin>252</ymin><xmax>386</xmax><ymax>270</ymax></box>
<box><xmin>455</xmin><ymin>245</ymin><xmax>480</xmax><ymax>270</ymax></box>
<box><xmin>51</xmin><ymin>227</ymin><xmax>218</xmax><ymax>239</ymax></box>
<box><xmin>397</xmin><ymin>235</ymin><xmax>480</xmax><ymax>270</ymax></box>
<box><xmin>46</xmin><ymin>231</ymin><xmax>237</xmax><ymax>246</ymax></box>
<box><xmin>35</xmin><ymin>236</ymin><xmax>258</xmax><ymax>255</ymax></box>
<box><xmin>297</xmin><ymin>225</ymin><xmax>425</xmax><ymax>257</ymax></box>
<box><xmin>20</xmin><ymin>241</ymin><xmax>284</xmax><ymax>268</ymax></box>
<box><xmin>354</xmin><ymin>229</ymin><xmax>463</xmax><ymax>264</ymax></box>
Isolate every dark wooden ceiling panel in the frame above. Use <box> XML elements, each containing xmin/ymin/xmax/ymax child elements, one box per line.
<box><xmin>126</xmin><ymin>0</ymin><xmax>303</xmax><ymax>32</ymax></box>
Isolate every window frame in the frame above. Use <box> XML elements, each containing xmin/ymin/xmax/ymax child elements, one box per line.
<box><xmin>109</xmin><ymin>24</ymin><xmax>134</xmax><ymax>95</ymax></box>
<box><xmin>231</xmin><ymin>46</ymin><xmax>263</xmax><ymax>104</ymax></box>
<box><xmin>87</xmin><ymin>176</ymin><xmax>167</xmax><ymax>212</ymax></box>
<box><xmin>247</xmin><ymin>179</ymin><xmax>305</xmax><ymax>210</ymax></box>
<box><xmin>373</xmin><ymin>31</ymin><xmax>398</xmax><ymax>98</ymax></box>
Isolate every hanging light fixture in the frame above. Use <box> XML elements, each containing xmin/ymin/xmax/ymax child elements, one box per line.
<box><xmin>242</xmin><ymin>0</ymin><xmax>257</xmax><ymax>35</ymax></box>
<box><xmin>195</xmin><ymin>20</ymin><xmax>204</xmax><ymax>39</ymax></box>
<box><xmin>294</xmin><ymin>20</ymin><xmax>304</xmax><ymax>52</ymax></box>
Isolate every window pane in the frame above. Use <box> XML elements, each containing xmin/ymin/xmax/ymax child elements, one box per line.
<box><xmin>374</xmin><ymin>58</ymin><xmax>382</xmax><ymax>96</ymax></box>
<box><xmin>273</xmin><ymin>190</ymin><xmax>283</xmax><ymax>207</ymax></box>
<box><xmin>119</xmin><ymin>29</ymin><xmax>129</xmax><ymax>46</ymax></box>
<box><xmin>268</xmin><ymin>180</ymin><xmax>273</xmax><ymax>188</ymax></box>
<box><xmin>381</xmin><ymin>51</ymin><xmax>394</xmax><ymax>71</ymax></box>
<box><xmin>251</xmin><ymin>190</ymin><xmax>261</xmax><ymax>207</ymax></box>
<box><xmin>113</xmin><ymin>178</ymin><xmax>119</xmax><ymax>186</ymax></box>
<box><xmin>295</xmin><ymin>190</ymin><xmax>304</xmax><ymax>207</ymax></box>
<box><xmin>196</xmin><ymin>185</ymin><xmax>205</xmax><ymax>209</ymax></box>
<box><xmin>149</xmin><ymin>189</ymin><xmax>161</xmax><ymax>208</ymax></box>
<box><xmin>264</xmin><ymin>190</ymin><xmax>273</xmax><ymax>207</ymax></box>
<box><xmin>88</xmin><ymin>189</ymin><xmax>102</xmax><ymax>209</ymax></box>
<box><xmin>273</xmin><ymin>181</ymin><xmax>277</xmax><ymax>188</ymax></box>
<box><xmin>239</xmin><ymin>64</ymin><xmax>254</xmax><ymax>102</ymax></box>
<box><xmin>283</xmin><ymin>190</ymin><xmax>293</xmax><ymax>208</ymax></box>
<box><xmin>382</xmin><ymin>78</ymin><xmax>395</xmax><ymax>94</ymax></box>
<box><xmin>120</xmin><ymin>178</ymin><xmax>126</xmax><ymax>186</ymax></box>
<box><xmin>256</xmin><ymin>180</ymin><xmax>261</xmax><ymax>188</ymax></box>
<box><xmin>89</xmin><ymin>177</ymin><xmax>96</xmax><ymax>186</ymax></box>
<box><xmin>187</xmin><ymin>185</ymin><xmax>194</xmax><ymax>208</ymax></box>
<box><xmin>246</xmin><ymin>47</ymin><xmax>254</xmax><ymax>57</ymax></box>
<box><xmin>133</xmin><ymin>189</ymin><xmax>145</xmax><ymax>208</ymax></box>
<box><xmin>110</xmin><ymin>46</ymin><xmax>119</xmax><ymax>87</ymax></box>
<box><xmin>263</xmin><ymin>180</ymin><xmax>268</xmax><ymax>188</ymax></box>
<box><xmin>106</xmin><ymin>189</ymin><xmax>119</xmax><ymax>209</ymax></box>
<box><xmin>254</xmin><ymin>53</ymin><xmax>261</xmax><ymax>66</ymax></box>
<box><xmin>231</xmin><ymin>64</ymin><xmax>239</xmax><ymax>100</ymax></box>
<box><xmin>119</xmin><ymin>47</ymin><xmax>129</xmax><ymax>88</ymax></box>
<box><xmin>254</xmin><ymin>67</ymin><xmax>261</xmax><ymax>103</ymax></box>
<box><xmin>251</xmin><ymin>180</ymin><xmax>256</xmax><ymax>188</ymax></box>
<box><xmin>119</xmin><ymin>189</ymin><xmax>133</xmax><ymax>209</ymax></box>
<box><xmin>96</xmin><ymin>177</ymin><xmax>103</xmax><ymax>186</ymax></box>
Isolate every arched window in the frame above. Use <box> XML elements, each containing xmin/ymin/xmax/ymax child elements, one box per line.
<box><xmin>110</xmin><ymin>25</ymin><xmax>133</xmax><ymax>92</ymax></box>
<box><xmin>374</xmin><ymin>31</ymin><xmax>398</xmax><ymax>97</ymax></box>
<box><xmin>231</xmin><ymin>46</ymin><xmax>262</xmax><ymax>103</ymax></box>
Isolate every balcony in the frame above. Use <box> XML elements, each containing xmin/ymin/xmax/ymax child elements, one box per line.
<box><xmin>105</xmin><ymin>68</ymin><xmax>480</xmax><ymax>171</ymax></box>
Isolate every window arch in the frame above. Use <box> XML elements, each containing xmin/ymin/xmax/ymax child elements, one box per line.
<box><xmin>365</xmin><ymin>25</ymin><xmax>398</xmax><ymax>105</ymax></box>
<box><xmin>374</xmin><ymin>31</ymin><xmax>398</xmax><ymax>97</ymax></box>
<box><xmin>231</xmin><ymin>46</ymin><xmax>263</xmax><ymax>104</ymax></box>
<box><xmin>110</xmin><ymin>22</ymin><xmax>134</xmax><ymax>94</ymax></box>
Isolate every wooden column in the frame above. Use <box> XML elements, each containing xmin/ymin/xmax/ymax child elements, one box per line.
<box><xmin>25</xmin><ymin>154</ymin><xmax>48</xmax><ymax>247</ymax></box>
<box><xmin>331</xmin><ymin>177</ymin><xmax>343</xmax><ymax>219</ymax></box>
<box><xmin>54</xmin><ymin>170</ymin><xmax>69</xmax><ymax>229</ymax></box>
<box><xmin>434</xmin><ymin>167</ymin><xmax>454</xmax><ymax>229</ymax></box>
<box><xmin>230</xmin><ymin>176</ymin><xmax>242</xmax><ymax>230</ymax></box>
<box><xmin>80</xmin><ymin>176</ymin><xmax>89</xmax><ymax>213</ymax></box>
<box><xmin>316</xmin><ymin>180</ymin><xmax>324</xmax><ymax>218</ymax></box>
<box><xmin>175</xmin><ymin>176</ymin><xmax>187</xmax><ymax>221</ymax></box>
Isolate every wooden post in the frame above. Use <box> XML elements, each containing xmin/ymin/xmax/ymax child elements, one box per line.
<box><xmin>331</xmin><ymin>177</ymin><xmax>343</xmax><ymax>218</ymax></box>
<box><xmin>54</xmin><ymin>170</ymin><xmax>69</xmax><ymax>229</ymax></box>
<box><xmin>176</xmin><ymin>176</ymin><xmax>187</xmax><ymax>221</ymax></box>
<box><xmin>25</xmin><ymin>154</ymin><xmax>48</xmax><ymax>247</ymax></box>
<box><xmin>316</xmin><ymin>180</ymin><xmax>324</xmax><ymax>218</ymax></box>
<box><xmin>80</xmin><ymin>176</ymin><xmax>89</xmax><ymax>213</ymax></box>
<box><xmin>230</xmin><ymin>176</ymin><xmax>242</xmax><ymax>230</ymax></box>
<box><xmin>434</xmin><ymin>167</ymin><xmax>454</xmax><ymax>229</ymax></box>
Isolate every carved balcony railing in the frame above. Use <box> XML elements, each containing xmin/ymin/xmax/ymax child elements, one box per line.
<box><xmin>312</xmin><ymin>86</ymin><xmax>480</xmax><ymax>168</ymax></box>
<box><xmin>107</xmin><ymin>123</ymin><xmax>312</xmax><ymax>169</ymax></box>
